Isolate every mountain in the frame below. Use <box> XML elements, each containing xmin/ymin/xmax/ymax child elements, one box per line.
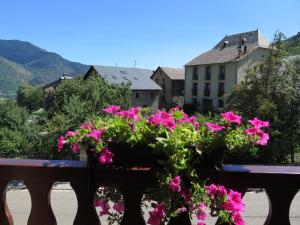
<box><xmin>0</xmin><ymin>39</ymin><xmax>89</xmax><ymax>96</ymax></box>
<box><xmin>283</xmin><ymin>32</ymin><xmax>300</xmax><ymax>56</ymax></box>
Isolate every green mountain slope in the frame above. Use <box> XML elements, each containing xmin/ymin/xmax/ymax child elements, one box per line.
<box><xmin>284</xmin><ymin>32</ymin><xmax>300</xmax><ymax>56</ymax></box>
<box><xmin>0</xmin><ymin>39</ymin><xmax>89</xmax><ymax>95</ymax></box>
<box><xmin>0</xmin><ymin>56</ymin><xmax>32</xmax><ymax>93</ymax></box>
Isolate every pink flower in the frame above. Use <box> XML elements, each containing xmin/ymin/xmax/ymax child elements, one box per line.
<box><xmin>194</xmin><ymin>122</ymin><xmax>200</xmax><ymax>131</ymax></box>
<box><xmin>255</xmin><ymin>130</ymin><xmax>269</xmax><ymax>146</ymax></box>
<box><xmin>245</xmin><ymin>127</ymin><xmax>258</xmax><ymax>135</ymax></box>
<box><xmin>205</xmin><ymin>122</ymin><xmax>225</xmax><ymax>132</ymax></box>
<box><xmin>57</xmin><ymin>136</ymin><xmax>65</xmax><ymax>152</ymax></box>
<box><xmin>169</xmin><ymin>176</ymin><xmax>181</xmax><ymax>192</ymax></box>
<box><xmin>197</xmin><ymin>222</ymin><xmax>205</xmax><ymax>225</ymax></box>
<box><xmin>245</xmin><ymin>128</ymin><xmax>270</xmax><ymax>146</ymax></box>
<box><xmin>189</xmin><ymin>116</ymin><xmax>197</xmax><ymax>124</ymax></box>
<box><xmin>117</xmin><ymin>107</ymin><xmax>140</xmax><ymax>122</ymax></box>
<box><xmin>221</xmin><ymin>112</ymin><xmax>242</xmax><ymax>125</ymax></box>
<box><xmin>196</xmin><ymin>203</ymin><xmax>207</xmax><ymax>220</ymax></box>
<box><xmin>103</xmin><ymin>105</ymin><xmax>121</xmax><ymax>115</ymax></box>
<box><xmin>222</xmin><ymin>191</ymin><xmax>245</xmax><ymax>212</ymax></box>
<box><xmin>233</xmin><ymin>212</ymin><xmax>245</xmax><ymax>225</ymax></box>
<box><xmin>113</xmin><ymin>202</ymin><xmax>124</xmax><ymax>213</ymax></box>
<box><xmin>147</xmin><ymin>204</ymin><xmax>166</xmax><ymax>225</ymax></box>
<box><xmin>86</xmin><ymin>129</ymin><xmax>105</xmax><ymax>141</ymax></box>
<box><xmin>95</xmin><ymin>199</ymin><xmax>110</xmax><ymax>216</ymax></box>
<box><xmin>65</xmin><ymin>131</ymin><xmax>77</xmax><ymax>137</ymax></box>
<box><xmin>80</xmin><ymin>123</ymin><xmax>92</xmax><ymax>130</ymax></box>
<box><xmin>206</xmin><ymin>184</ymin><xmax>227</xmax><ymax>198</ymax></box>
<box><xmin>163</xmin><ymin>117</ymin><xmax>176</xmax><ymax>130</ymax></box>
<box><xmin>248</xmin><ymin>118</ymin><xmax>270</xmax><ymax>129</ymax></box>
<box><xmin>98</xmin><ymin>147</ymin><xmax>113</xmax><ymax>165</ymax></box>
<box><xmin>71</xmin><ymin>143</ymin><xmax>80</xmax><ymax>153</ymax></box>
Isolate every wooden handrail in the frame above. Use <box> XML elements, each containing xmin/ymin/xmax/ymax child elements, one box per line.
<box><xmin>0</xmin><ymin>159</ymin><xmax>299</xmax><ymax>225</ymax></box>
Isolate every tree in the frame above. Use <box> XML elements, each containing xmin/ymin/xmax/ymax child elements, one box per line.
<box><xmin>16</xmin><ymin>84</ymin><xmax>44</xmax><ymax>111</ymax></box>
<box><xmin>225</xmin><ymin>32</ymin><xmax>300</xmax><ymax>163</ymax></box>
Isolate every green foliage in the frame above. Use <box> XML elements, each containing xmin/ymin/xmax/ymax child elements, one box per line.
<box><xmin>16</xmin><ymin>84</ymin><xmax>43</xmax><ymax>111</ymax></box>
<box><xmin>225</xmin><ymin>32</ymin><xmax>300</xmax><ymax>163</ymax></box>
<box><xmin>283</xmin><ymin>32</ymin><xmax>300</xmax><ymax>56</ymax></box>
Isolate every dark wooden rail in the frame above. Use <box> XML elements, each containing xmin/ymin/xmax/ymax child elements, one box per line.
<box><xmin>0</xmin><ymin>159</ymin><xmax>299</xmax><ymax>225</ymax></box>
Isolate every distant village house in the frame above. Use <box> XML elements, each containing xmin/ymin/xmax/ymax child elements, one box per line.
<box><xmin>84</xmin><ymin>65</ymin><xmax>162</xmax><ymax>110</ymax></box>
<box><xmin>151</xmin><ymin>67</ymin><xmax>184</xmax><ymax>109</ymax></box>
<box><xmin>184</xmin><ymin>29</ymin><xmax>270</xmax><ymax>112</ymax></box>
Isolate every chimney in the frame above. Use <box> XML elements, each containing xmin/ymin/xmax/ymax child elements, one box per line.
<box><xmin>244</xmin><ymin>44</ymin><xmax>248</xmax><ymax>54</ymax></box>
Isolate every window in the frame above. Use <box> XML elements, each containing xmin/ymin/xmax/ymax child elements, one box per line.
<box><xmin>135</xmin><ymin>92</ymin><xmax>140</xmax><ymax>99</ymax></box>
<box><xmin>162</xmin><ymin>93</ymin><xmax>165</xmax><ymax>102</ymax></box>
<box><xmin>192</xmin><ymin>83</ymin><xmax>197</xmax><ymax>96</ymax></box>
<box><xmin>219</xmin><ymin>65</ymin><xmax>225</xmax><ymax>80</ymax></box>
<box><xmin>150</xmin><ymin>92</ymin><xmax>154</xmax><ymax>99</ymax></box>
<box><xmin>162</xmin><ymin>79</ymin><xmax>166</xmax><ymax>89</ymax></box>
<box><xmin>204</xmin><ymin>83</ymin><xmax>210</xmax><ymax>97</ymax></box>
<box><xmin>205</xmin><ymin>66</ymin><xmax>211</xmax><ymax>80</ymax></box>
<box><xmin>193</xmin><ymin>67</ymin><xmax>198</xmax><ymax>80</ymax></box>
<box><xmin>218</xmin><ymin>100</ymin><xmax>224</xmax><ymax>108</ymax></box>
<box><xmin>203</xmin><ymin>99</ymin><xmax>212</xmax><ymax>113</ymax></box>
<box><xmin>218</xmin><ymin>83</ymin><xmax>225</xmax><ymax>97</ymax></box>
<box><xmin>156</xmin><ymin>79</ymin><xmax>159</xmax><ymax>84</ymax></box>
<box><xmin>192</xmin><ymin>98</ymin><xmax>197</xmax><ymax>106</ymax></box>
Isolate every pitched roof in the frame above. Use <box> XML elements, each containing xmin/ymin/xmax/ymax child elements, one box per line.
<box><xmin>87</xmin><ymin>65</ymin><xmax>162</xmax><ymax>91</ymax></box>
<box><xmin>186</xmin><ymin>30</ymin><xmax>270</xmax><ymax>66</ymax></box>
<box><xmin>160</xmin><ymin>67</ymin><xmax>185</xmax><ymax>80</ymax></box>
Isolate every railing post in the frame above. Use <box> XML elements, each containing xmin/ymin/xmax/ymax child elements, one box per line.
<box><xmin>264</xmin><ymin>188</ymin><xmax>298</xmax><ymax>225</ymax></box>
<box><xmin>119</xmin><ymin>185</ymin><xmax>146</xmax><ymax>225</ymax></box>
<box><xmin>25</xmin><ymin>181</ymin><xmax>56</xmax><ymax>225</ymax></box>
<box><xmin>0</xmin><ymin>180</ymin><xmax>13</xmax><ymax>225</ymax></box>
<box><xmin>70</xmin><ymin>181</ymin><xmax>100</xmax><ymax>225</ymax></box>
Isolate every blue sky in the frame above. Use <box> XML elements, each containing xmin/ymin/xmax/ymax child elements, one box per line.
<box><xmin>0</xmin><ymin>0</ymin><xmax>299</xmax><ymax>69</ymax></box>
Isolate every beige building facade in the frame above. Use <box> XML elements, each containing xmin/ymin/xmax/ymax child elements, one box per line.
<box><xmin>151</xmin><ymin>67</ymin><xmax>184</xmax><ymax>109</ymax></box>
<box><xmin>184</xmin><ymin>30</ymin><xmax>270</xmax><ymax>112</ymax></box>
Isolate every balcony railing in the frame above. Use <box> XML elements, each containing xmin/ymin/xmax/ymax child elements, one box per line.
<box><xmin>1</xmin><ymin>158</ymin><xmax>300</xmax><ymax>225</ymax></box>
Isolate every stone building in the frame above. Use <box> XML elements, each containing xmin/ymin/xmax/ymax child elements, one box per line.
<box><xmin>84</xmin><ymin>65</ymin><xmax>161</xmax><ymax>110</ymax></box>
<box><xmin>184</xmin><ymin>29</ymin><xmax>270</xmax><ymax>112</ymax></box>
<box><xmin>151</xmin><ymin>67</ymin><xmax>184</xmax><ymax>109</ymax></box>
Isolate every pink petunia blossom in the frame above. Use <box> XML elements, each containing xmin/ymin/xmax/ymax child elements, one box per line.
<box><xmin>245</xmin><ymin>127</ymin><xmax>259</xmax><ymax>135</ymax></box>
<box><xmin>95</xmin><ymin>199</ymin><xmax>110</xmax><ymax>216</ymax></box>
<box><xmin>233</xmin><ymin>212</ymin><xmax>245</xmax><ymax>225</ymax></box>
<box><xmin>255</xmin><ymin>130</ymin><xmax>269</xmax><ymax>146</ymax></box>
<box><xmin>163</xmin><ymin>117</ymin><xmax>177</xmax><ymax>130</ymax></box>
<box><xmin>98</xmin><ymin>147</ymin><xmax>113</xmax><ymax>165</ymax></box>
<box><xmin>147</xmin><ymin>204</ymin><xmax>166</xmax><ymax>225</ymax></box>
<box><xmin>80</xmin><ymin>123</ymin><xmax>92</xmax><ymax>130</ymax></box>
<box><xmin>71</xmin><ymin>143</ymin><xmax>80</xmax><ymax>153</ymax></box>
<box><xmin>206</xmin><ymin>184</ymin><xmax>227</xmax><ymax>198</ymax></box>
<box><xmin>65</xmin><ymin>131</ymin><xmax>77</xmax><ymax>137</ymax></box>
<box><xmin>103</xmin><ymin>105</ymin><xmax>121</xmax><ymax>115</ymax></box>
<box><xmin>57</xmin><ymin>136</ymin><xmax>65</xmax><ymax>152</ymax></box>
<box><xmin>197</xmin><ymin>222</ymin><xmax>205</xmax><ymax>225</ymax></box>
<box><xmin>248</xmin><ymin>118</ymin><xmax>270</xmax><ymax>129</ymax></box>
<box><xmin>222</xmin><ymin>190</ymin><xmax>245</xmax><ymax>212</ymax></box>
<box><xmin>169</xmin><ymin>176</ymin><xmax>181</xmax><ymax>192</ymax></box>
<box><xmin>196</xmin><ymin>203</ymin><xmax>207</xmax><ymax>220</ymax></box>
<box><xmin>86</xmin><ymin>129</ymin><xmax>105</xmax><ymax>141</ymax></box>
<box><xmin>117</xmin><ymin>107</ymin><xmax>140</xmax><ymax>122</ymax></box>
<box><xmin>205</xmin><ymin>122</ymin><xmax>226</xmax><ymax>132</ymax></box>
<box><xmin>221</xmin><ymin>112</ymin><xmax>242</xmax><ymax>125</ymax></box>
<box><xmin>113</xmin><ymin>202</ymin><xmax>124</xmax><ymax>213</ymax></box>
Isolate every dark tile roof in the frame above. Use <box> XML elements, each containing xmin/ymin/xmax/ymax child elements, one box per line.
<box><xmin>160</xmin><ymin>67</ymin><xmax>185</xmax><ymax>80</ymax></box>
<box><xmin>89</xmin><ymin>65</ymin><xmax>162</xmax><ymax>91</ymax></box>
<box><xmin>186</xmin><ymin>30</ymin><xmax>270</xmax><ymax>66</ymax></box>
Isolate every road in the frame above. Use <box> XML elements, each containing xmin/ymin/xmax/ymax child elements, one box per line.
<box><xmin>5</xmin><ymin>185</ymin><xmax>300</xmax><ymax>225</ymax></box>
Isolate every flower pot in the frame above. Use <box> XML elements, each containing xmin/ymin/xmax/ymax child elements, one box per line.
<box><xmin>196</xmin><ymin>146</ymin><xmax>226</xmax><ymax>171</ymax></box>
<box><xmin>81</xmin><ymin>143</ymin><xmax>165</xmax><ymax>168</ymax></box>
